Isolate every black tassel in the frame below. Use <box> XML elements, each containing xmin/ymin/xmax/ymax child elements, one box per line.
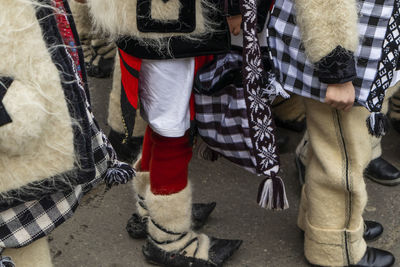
<box><xmin>366</xmin><ymin>112</ymin><xmax>390</xmax><ymax>137</ymax></box>
<box><xmin>105</xmin><ymin>161</ymin><xmax>135</xmax><ymax>188</ymax></box>
<box><xmin>0</xmin><ymin>256</ymin><xmax>14</xmax><ymax>267</ymax></box>
<box><xmin>257</xmin><ymin>176</ymin><xmax>289</xmax><ymax>210</ymax></box>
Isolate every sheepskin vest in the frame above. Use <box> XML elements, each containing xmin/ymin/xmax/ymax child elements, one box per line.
<box><xmin>0</xmin><ymin>0</ymin><xmax>102</xmax><ymax>209</ymax></box>
<box><xmin>88</xmin><ymin>0</ymin><xmax>231</xmax><ymax>59</ymax></box>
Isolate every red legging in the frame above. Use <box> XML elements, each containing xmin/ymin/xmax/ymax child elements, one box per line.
<box><xmin>141</xmin><ymin>126</ymin><xmax>192</xmax><ymax>195</ymax></box>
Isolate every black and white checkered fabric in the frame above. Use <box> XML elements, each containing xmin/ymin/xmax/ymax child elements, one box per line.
<box><xmin>268</xmin><ymin>0</ymin><xmax>400</xmax><ymax>112</ymax></box>
<box><xmin>0</xmin><ymin>108</ymin><xmax>110</xmax><ymax>249</ymax></box>
<box><xmin>195</xmin><ymin>51</ymin><xmax>281</xmax><ymax>176</ymax></box>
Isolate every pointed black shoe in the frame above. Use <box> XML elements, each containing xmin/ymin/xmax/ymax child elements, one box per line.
<box><xmin>142</xmin><ymin>237</ymin><xmax>242</xmax><ymax>267</ymax></box>
<box><xmin>365</xmin><ymin>157</ymin><xmax>400</xmax><ymax>186</ymax></box>
<box><xmin>126</xmin><ymin>202</ymin><xmax>217</xmax><ymax>239</ymax></box>
<box><xmin>350</xmin><ymin>247</ymin><xmax>395</xmax><ymax>267</ymax></box>
<box><xmin>364</xmin><ymin>221</ymin><xmax>383</xmax><ymax>242</ymax></box>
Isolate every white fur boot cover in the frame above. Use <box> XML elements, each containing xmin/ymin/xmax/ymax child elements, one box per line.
<box><xmin>4</xmin><ymin>238</ymin><xmax>53</xmax><ymax>267</ymax></box>
<box><xmin>145</xmin><ymin>184</ymin><xmax>210</xmax><ymax>260</ymax></box>
<box><xmin>132</xmin><ymin>159</ymin><xmax>149</xmax><ymax>217</ymax></box>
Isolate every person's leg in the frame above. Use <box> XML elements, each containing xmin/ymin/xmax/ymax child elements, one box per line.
<box><xmin>86</xmin><ymin>39</ymin><xmax>116</xmax><ymax>78</ymax></box>
<box><xmin>366</xmin><ymin>84</ymin><xmax>400</xmax><ymax>185</ymax></box>
<box><xmin>107</xmin><ymin>53</ymin><xmax>144</xmax><ymax>163</ymax></box>
<box><xmin>300</xmin><ymin>98</ymin><xmax>370</xmax><ymax>266</ymax></box>
<box><xmin>69</xmin><ymin>0</ymin><xmax>93</xmax><ymax>67</ymax></box>
<box><xmin>272</xmin><ymin>94</ymin><xmax>306</xmax><ymax>132</ymax></box>
<box><xmin>389</xmin><ymin>87</ymin><xmax>400</xmax><ymax>133</ymax></box>
<box><xmin>3</xmin><ymin>238</ymin><xmax>52</xmax><ymax>267</ymax></box>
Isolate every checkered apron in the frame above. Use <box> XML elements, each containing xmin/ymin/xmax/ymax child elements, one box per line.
<box><xmin>268</xmin><ymin>0</ymin><xmax>400</xmax><ymax>133</ymax></box>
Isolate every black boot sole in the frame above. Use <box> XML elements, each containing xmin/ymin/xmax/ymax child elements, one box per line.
<box><xmin>365</xmin><ymin>173</ymin><xmax>400</xmax><ymax>186</ymax></box>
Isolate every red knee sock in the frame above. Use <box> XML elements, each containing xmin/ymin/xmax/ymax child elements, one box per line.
<box><xmin>140</xmin><ymin>126</ymin><xmax>153</xmax><ymax>171</ymax></box>
<box><xmin>149</xmin><ymin>131</ymin><xmax>192</xmax><ymax>195</ymax></box>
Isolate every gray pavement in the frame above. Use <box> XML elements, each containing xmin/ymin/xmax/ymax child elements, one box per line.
<box><xmin>49</xmin><ymin>77</ymin><xmax>400</xmax><ymax>267</ymax></box>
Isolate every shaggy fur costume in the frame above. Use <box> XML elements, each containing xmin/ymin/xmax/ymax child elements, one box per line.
<box><xmin>0</xmin><ymin>0</ymin><xmax>75</xmax><ymax>194</ymax></box>
<box><xmin>107</xmin><ymin>54</ymin><xmax>126</xmax><ymax>134</ymax></box>
<box><xmin>88</xmin><ymin>0</ymin><xmax>213</xmax><ymax>41</ymax></box>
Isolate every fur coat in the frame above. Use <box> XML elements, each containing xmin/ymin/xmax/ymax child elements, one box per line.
<box><xmin>0</xmin><ymin>0</ymin><xmax>133</xmax><ymax>252</ymax></box>
<box><xmin>88</xmin><ymin>0</ymin><xmax>236</xmax><ymax>59</ymax></box>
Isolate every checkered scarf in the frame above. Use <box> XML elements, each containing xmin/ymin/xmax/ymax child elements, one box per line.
<box><xmin>268</xmin><ymin>0</ymin><xmax>400</xmax><ymax>136</ymax></box>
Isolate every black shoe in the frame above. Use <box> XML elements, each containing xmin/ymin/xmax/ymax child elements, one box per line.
<box><xmin>108</xmin><ymin>129</ymin><xmax>143</xmax><ymax>163</ymax></box>
<box><xmin>350</xmin><ymin>247</ymin><xmax>395</xmax><ymax>267</ymax></box>
<box><xmin>392</xmin><ymin>118</ymin><xmax>400</xmax><ymax>134</ymax></box>
<box><xmin>365</xmin><ymin>157</ymin><xmax>400</xmax><ymax>186</ymax></box>
<box><xmin>363</xmin><ymin>221</ymin><xmax>383</xmax><ymax>241</ymax></box>
<box><xmin>295</xmin><ymin>156</ymin><xmax>306</xmax><ymax>186</ymax></box>
<box><xmin>126</xmin><ymin>213</ymin><xmax>148</xmax><ymax>239</ymax></box>
<box><xmin>142</xmin><ymin>237</ymin><xmax>242</xmax><ymax>267</ymax></box>
<box><xmin>126</xmin><ymin>202</ymin><xmax>217</xmax><ymax>239</ymax></box>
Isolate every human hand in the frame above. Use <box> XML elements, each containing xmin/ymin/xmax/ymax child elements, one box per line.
<box><xmin>227</xmin><ymin>15</ymin><xmax>242</xmax><ymax>36</ymax></box>
<box><xmin>325</xmin><ymin>81</ymin><xmax>355</xmax><ymax>112</ymax></box>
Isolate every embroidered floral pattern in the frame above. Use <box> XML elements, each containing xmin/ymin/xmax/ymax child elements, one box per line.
<box><xmin>241</xmin><ymin>0</ymin><xmax>279</xmax><ymax>176</ymax></box>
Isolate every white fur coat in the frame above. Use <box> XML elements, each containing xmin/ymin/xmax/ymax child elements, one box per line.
<box><xmin>0</xmin><ymin>0</ymin><xmax>75</xmax><ymax>193</ymax></box>
<box><xmin>88</xmin><ymin>0</ymin><xmax>215</xmax><ymax>40</ymax></box>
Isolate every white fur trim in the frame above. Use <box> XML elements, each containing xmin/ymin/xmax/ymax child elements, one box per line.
<box><xmin>107</xmin><ymin>53</ymin><xmax>125</xmax><ymax>133</ymax></box>
<box><xmin>145</xmin><ymin>184</ymin><xmax>209</xmax><ymax>260</ymax></box>
<box><xmin>151</xmin><ymin>0</ymin><xmax>181</xmax><ymax>21</ymax></box>
<box><xmin>294</xmin><ymin>0</ymin><xmax>359</xmax><ymax>62</ymax></box>
<box><xmin>146</xmin><ymin>184</ymin><xmax>192</xmax><ymax>233</ymax></box>
<box><xmin>0</xmin><ymin>0</ymin><xmax>75</xmax><ymax>192</ymax></box>
<box><xmin>132</xmin><ymin>159</ymin><xmax>150</xmax><ymax>216</ymax></box>
<box><xmin>88</xmin><ymin>0</ymin><xmax>215</xmax><ymax>42</ymax></box>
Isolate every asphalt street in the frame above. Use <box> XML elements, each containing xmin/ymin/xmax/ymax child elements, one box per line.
<box><xmin>49</xmin><ymin>76</ymin><xmax>400</xmax><ymax>267</ymax></box>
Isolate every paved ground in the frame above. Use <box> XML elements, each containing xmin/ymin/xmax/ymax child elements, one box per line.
<box><xmin>49</xmin><ymin>76</ymin><xmax>400</xmax><ymax>267</ymax></box>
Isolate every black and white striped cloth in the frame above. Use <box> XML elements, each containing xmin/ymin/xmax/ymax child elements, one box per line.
<box><xmin>268</xmin><ymin>0</ymin><xmax>400</xmax><ymax>113</ymax></box>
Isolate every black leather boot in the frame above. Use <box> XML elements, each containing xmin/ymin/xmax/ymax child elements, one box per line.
<box><xmin>365</xmin><ymin>157</ymin><xmax>400</xmax><ymax>186</ymax></box>
<box><xmin>363</xmin><ymin>221</ymin><xmax>383</xmax><ymax>241</ymax></box>
<box><xmin>126</xmin><ymin>202</ymin><xmax>217</xmax><ymax>239</ymax></box>
<box><xmin>350</xmin><ymin>247</ymin><xmax>395</xmax><ymax>267</ymax></box>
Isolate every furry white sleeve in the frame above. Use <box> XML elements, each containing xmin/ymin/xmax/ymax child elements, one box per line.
<box><xmin>294</xmin><ymin>0</ymin><xmax>359</xmax><ymax>63</ymax></box>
